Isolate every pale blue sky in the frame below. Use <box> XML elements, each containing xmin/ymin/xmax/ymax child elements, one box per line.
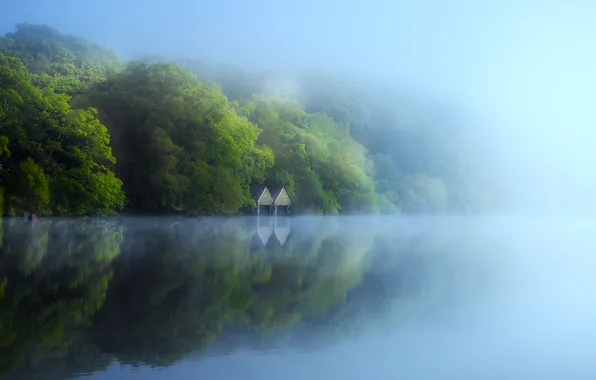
<box><xmin>2</xmin><ymin>0</ymin><xmax>596</xmax><ymax>213</ymax></box>
<box><xmin>2</xmin><ymin>0</ymin><xmax>589</xmax><ymax>85</ymax></box>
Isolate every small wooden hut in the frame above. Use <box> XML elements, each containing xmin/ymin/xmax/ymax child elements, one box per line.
<box><xmin>270</xmin><ymin>188</ymin><xmax>291</xmax><ymax>215</ymax></box>
<box><xmin>250</xmin><ymin>185</ymin><xmax>273</xmax><ymax>215</ymax></box>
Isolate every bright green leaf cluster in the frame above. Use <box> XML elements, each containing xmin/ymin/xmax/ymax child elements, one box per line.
<box><xmin>0</xmin><ymin>53</ymin><xmax>124</xmax><ymax>216</ymax></box>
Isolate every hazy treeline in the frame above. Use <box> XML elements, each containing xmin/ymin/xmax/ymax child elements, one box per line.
<box><xmin>0</xmin><ymin>24</ymin><xmax>488</xmax><ymax>216</ymax></box>
<box><xmin>0</xmin><ymin>216</ymin><xmax>487</xmax><ymax>377</ymax></box>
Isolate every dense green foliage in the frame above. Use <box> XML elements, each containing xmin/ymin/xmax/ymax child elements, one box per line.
<box><xmin>0</xmin><ymin>53</ymin><xmax>124</xmax><ymax>216</ymax></box>
<box><xmin>76</xmin><ymin>63</ymin><xmax>274</xmax><ymax>214</ymax></box>
<box><xmin>0</xmin><ymin>24</ymin><xmax>123</xmax><ymax>95</ymax></box>
<box><xmin>0</xmin><ymin>23</ymin><xmax>486</xmax><ymax>215</ymax></box>
<box><xmin>233</xmin><ymin>96</ymin><xmax>376</xmax><ymax>213</ymax></box>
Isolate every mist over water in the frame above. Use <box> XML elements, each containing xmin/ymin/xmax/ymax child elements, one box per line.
<box><xmin>2</xmin><ymin>0</ymin><xmax>596</xmax><ymax>378</ymax></box>
<box><xmin>1</xmin><ymin>216</ymin><xmax>595</xmax><ymax>379</ymax></box>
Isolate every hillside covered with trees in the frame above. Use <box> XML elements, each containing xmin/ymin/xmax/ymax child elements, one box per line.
<box><xmin>0</xmin><ymin>23</ymin><xmax>487</xmax><ymax>216</ymax></box>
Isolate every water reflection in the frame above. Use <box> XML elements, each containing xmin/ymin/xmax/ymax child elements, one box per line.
<box><xmin>2</xmin><ymin>217</ymin><xmax>595</xmax><ymax>379</ymax></box>
<box><xmin>253</xmin><ymin>216</ymin><xmax>291</xmax><ymax>247</ymax></box>
<box><xmin>0</xmin><ymin>218</ymin><xmax>123</xmax><ymax>377</ymax></box>
<box><xmin>0</xmin><ymin>217</ymin><xmax>445</xmax><ymax>377</ymax></box>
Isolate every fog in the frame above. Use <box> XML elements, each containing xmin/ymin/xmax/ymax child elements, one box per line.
<box><xmin>3</xmin><ymin>216</ymin><xmax>595</xmax><ymax>379</ymax></box>
<box><xmin>2</xmin><ymin>0</ymin><xmax>595</xmax><ymax>211</ymax></box>
<box><xmin>2</xmin><ymin>0</ymin><xmax>594</xmax><ymax>214</ymax></box>
<box><xmin>102</xmin><ymin>217</ymin><xmax>596</xmax><ymax>379</ymax></box>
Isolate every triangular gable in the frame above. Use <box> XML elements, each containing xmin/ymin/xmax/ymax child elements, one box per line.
<box><xmin>251</xmin><ymin>185</ymin><xmax>273</xmax><ymax>205</ymax></box>
<box><xmin>272</xmin><ymin>188</ymin><xmax>291</xmax><ymax>205</ymax></box>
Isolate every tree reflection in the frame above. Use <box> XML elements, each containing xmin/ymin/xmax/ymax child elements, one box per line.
<box><xmin>0</xmin><ymin>219</ymin><xmax>123</xmax><ymax>374</ymax></box>
<box><xmin>90</xmin><ymin>217</ymin><xmax>374</xmax><ymax>366</ymax></box>
<box><xmin>0</xmin><ymin>217</ymin><xmax>490</xmax><ymax>378</ymax></box>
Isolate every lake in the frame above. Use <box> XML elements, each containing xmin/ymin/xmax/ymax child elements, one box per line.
<box><xmin>1</xmin><ymin>216</ymin><xmax>596</xmax><ymax>379</ymax></box>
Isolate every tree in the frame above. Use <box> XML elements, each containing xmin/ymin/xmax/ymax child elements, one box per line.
<box><xmin>234</xmin><ymin>96</ymin><xmax>377</xmax><ymax>213</ymax></box>
<box><xmin>11</xmin><ymin>158</ymin><xmax>50</xmax><ymax>214</ymax></box>
<box><xmin>0</xmin><ymin>53</ymin><xmax>124</xmax><ymax>216</ymax></box>
<box><xmin>0</xmin><ymin>23</ymin><xmax>489</xmax><ymax>215</ymax></box>
<box><xmin>79</xmin><ymin>62</ymin><xmax>273</xmax><ymax>215</ymax></box>
<box><xmin>181</xmin><ymin>59</ymin><xmax>487</xmax><ymax>214</ymax></box>
<box><xmin>398</xmin><ymin>173</ymin><xmax>449</xmax><ymax>213</ymax></box>
<box><xmin>0</xmin><ymin>24</ymin><xmax>123</xmax><ymax>96</ymax></box>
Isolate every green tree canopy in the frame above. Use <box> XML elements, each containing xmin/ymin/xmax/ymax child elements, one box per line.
<box><xmin>0</xmin><ymin>23</ymin><xmax>490</xmax><ymax>216</ymax></box>
<box><xmin>78</xmin><ymin>62</ymin><xmax>273</xmax><ymax>215</ymax></box>
<box><xmin>0</xmin><ymin>23</ymin><xmax>123</xmax><ymax>95</ymax></box>
<box><xmin>234</xmin><ymin>96</ymin><xmax>377</xmax><ymax>213</ymax></box>
<box><xmin>0</xmin><ymin>53</ymin><xmax>124</xmax><ymax>215</ymax></box>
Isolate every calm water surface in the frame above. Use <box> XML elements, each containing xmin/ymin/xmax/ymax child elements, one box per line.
<box><xmin>1</xmin><ymin>216</ymin><xmax>596</xmax><ymax>379</ymax></box>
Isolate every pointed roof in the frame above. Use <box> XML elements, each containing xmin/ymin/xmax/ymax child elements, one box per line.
<box><xmin>270</xmin><ymin>187</ymin><xmax>291</xmax><ymax>205</ymax></box>
<box><xmin>250</xmin><ymin>185</ymin><xmax>268</xmax><ymax>201</ymax></box>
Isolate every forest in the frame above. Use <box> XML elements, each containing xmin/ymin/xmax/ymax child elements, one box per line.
<box><xmin>0</xmin><ymin>23</ymin><xmax>488</xmax><ymax>216</ymax></box>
